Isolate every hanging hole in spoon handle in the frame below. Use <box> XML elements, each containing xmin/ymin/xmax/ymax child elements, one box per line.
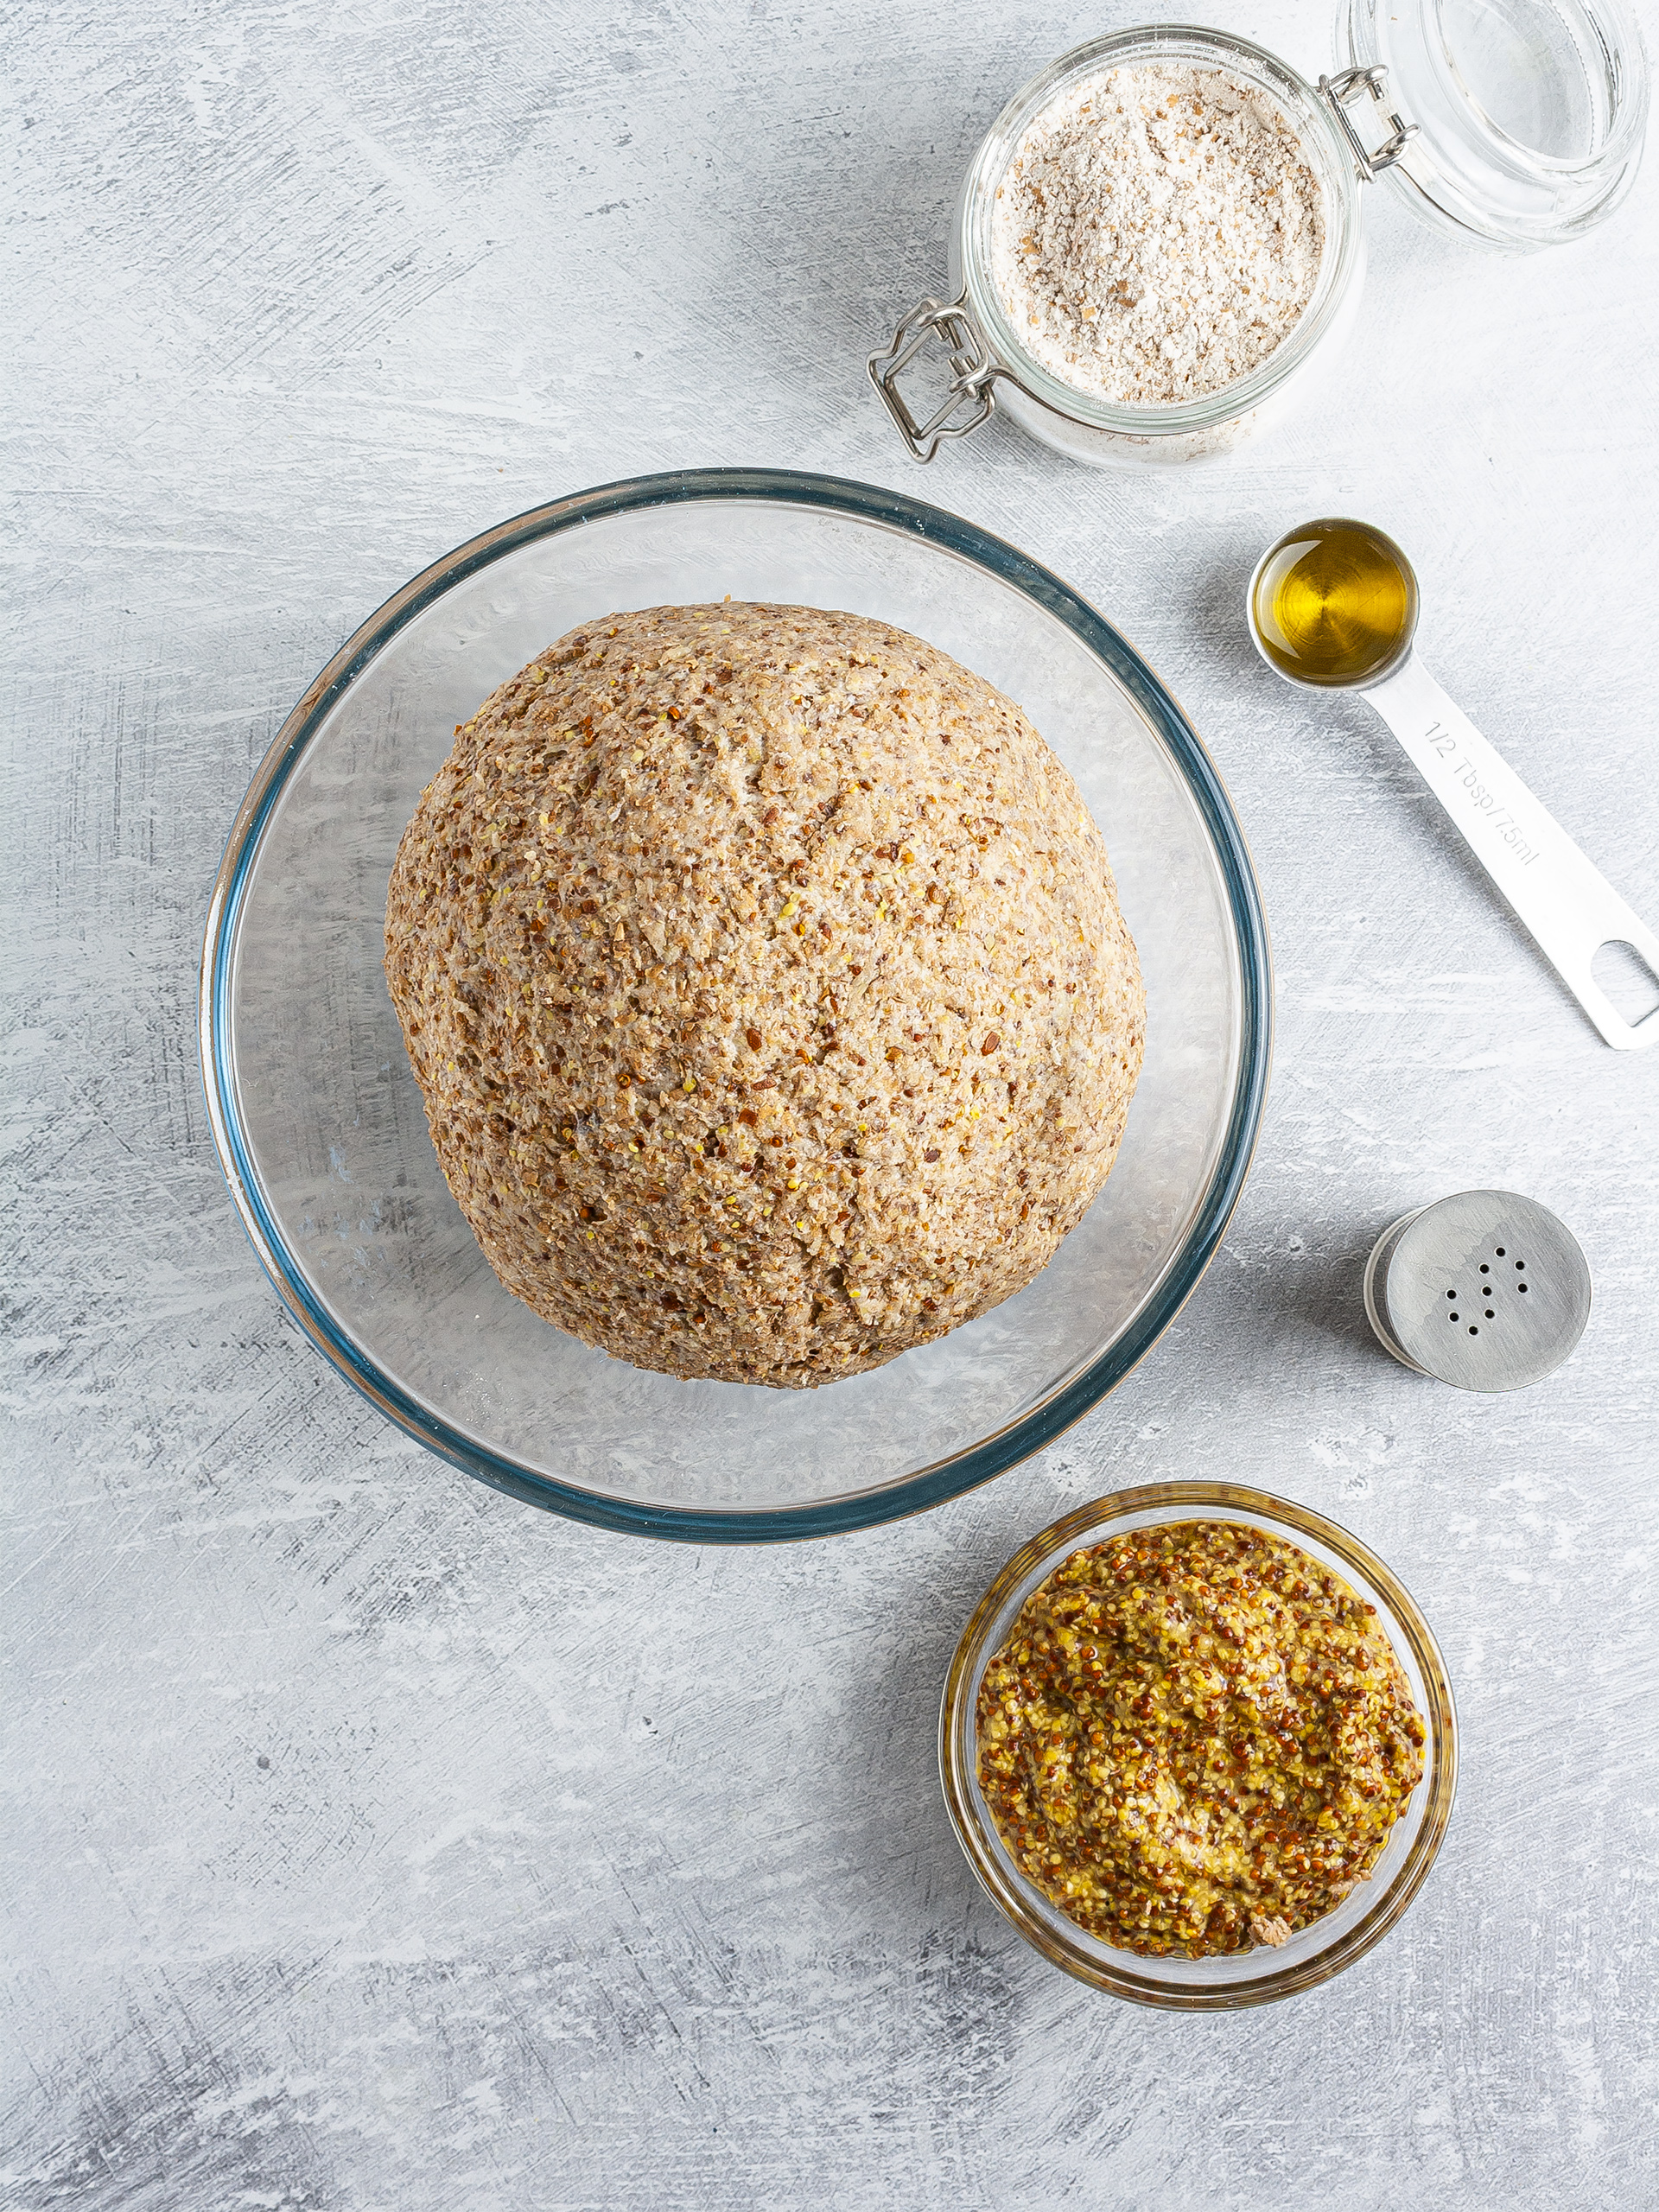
<box><xmin>1360</xmin><ymin>656</ymin><xmax>1659</xmax><ymax>1051</ymax></box>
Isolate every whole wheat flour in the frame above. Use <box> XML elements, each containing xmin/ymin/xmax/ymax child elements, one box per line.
<box><xmin>990</xmin><ymin>63</ymin><xmax>1325</xmax><ymax>407</ymax></box>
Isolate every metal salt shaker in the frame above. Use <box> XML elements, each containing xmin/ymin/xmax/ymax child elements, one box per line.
<box><xmin>1363</xmin><ymin>1191</ymin><xmax>1591</xmax><ymax>1392</ymax></box>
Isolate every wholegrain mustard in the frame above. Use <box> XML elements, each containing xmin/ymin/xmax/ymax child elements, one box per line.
<box><xmin>976</xmin><ymin>1520</ymin><xmax>1427</xmax><ymax>1957</ymax></box>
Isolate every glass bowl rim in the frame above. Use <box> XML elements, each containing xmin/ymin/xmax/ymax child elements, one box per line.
<box><xmin>198</xmin><ymin>468</ymin><xmax>1273</xmax><ymax>1543</ymax></box>
<box><xmin>956</xmin><ymin>25</ymin><xmax>1366</xmax><ymax>435</ymax></box>
<box><xmin>939</xmin><ymin>1479</ymin><xmax>1459</xmax><ymax>2006</ymax></box>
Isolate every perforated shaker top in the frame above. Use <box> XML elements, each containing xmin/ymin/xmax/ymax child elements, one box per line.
<box><xmin>1363</xmin><ymin>1191</ymin><xmax>1591</xmax><ymax>1393</ymax></box>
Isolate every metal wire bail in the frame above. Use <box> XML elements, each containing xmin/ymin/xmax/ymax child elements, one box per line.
<box><xmin>1319</xmin><ymin>65</ymin><xmax>1420</xmax><ymax>180</ymax></box>
<box><xmin>868</xmin><ymin>295</ymin><xmax>1001</xmax><ymax>463</ymax></box>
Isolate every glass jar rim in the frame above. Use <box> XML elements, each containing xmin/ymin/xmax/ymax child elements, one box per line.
<box><xmin>1425</xmin><ymin>0</ymin><xmax>1647</xmax><ymax>177</ymax></box>
<box><xmin>1342</xmin><ymin>0</ymin><xmax>1651</xmax><ymax>245</ymax></box>
<box><xmin>956</xmin><ymin>26</ymin><xmax>1365</xmax><ymax>436</ymax></box>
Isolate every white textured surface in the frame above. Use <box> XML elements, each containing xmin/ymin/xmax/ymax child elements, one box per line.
<box><xmin>4</xmin><ymin>3</ymin><xmax>1657</xmax><ymax>2205</ymax></box>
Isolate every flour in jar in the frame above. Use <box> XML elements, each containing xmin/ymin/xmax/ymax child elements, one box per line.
<box><xmin>990</xmin><ymin>63</ymin><xmax>1325</xmax><ymax>407</ymax></box>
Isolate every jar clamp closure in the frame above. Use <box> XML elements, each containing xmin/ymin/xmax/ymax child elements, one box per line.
<box><xmin>870</xmin><ymin>3</ymin><xmax>1649</xmax><ymax>467</ymax></box>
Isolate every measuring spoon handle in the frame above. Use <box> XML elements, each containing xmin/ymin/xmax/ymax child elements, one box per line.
<box><xmin>1362</xmin><ymin>654</ymin><xmax>1659</xmax><ymax>1051</ymax></box>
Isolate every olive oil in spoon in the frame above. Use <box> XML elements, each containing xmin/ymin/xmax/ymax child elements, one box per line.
<box><xmin>1247</xmin><ymin>517</ymin><xmax>1658</xmax><ymax>1049</ymax></box>
<box><xmin>1250</xmin><ymin>519</ymin><xmax>1417</xmax><ymax>687</ymax></box>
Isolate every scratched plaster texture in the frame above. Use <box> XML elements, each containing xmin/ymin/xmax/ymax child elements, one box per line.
<box><xmin>3</xmin><ymin>0</ymin><xmax>1658</xmax><ymax>2206</ymax></box>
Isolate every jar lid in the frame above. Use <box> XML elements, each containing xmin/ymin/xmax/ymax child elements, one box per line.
<box><xmin>1336</xmin><ymin>0</ymin><xmax>1649</xmax><ymax>247</ymax></box>
<box><xmin>1363</xmin><ymin>1191</ymin><xmax>1591</xmax><ymax>1391</ymax></box>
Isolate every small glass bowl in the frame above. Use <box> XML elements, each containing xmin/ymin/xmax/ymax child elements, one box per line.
<box><xmin>939</xmin><ymin>1482</ymin><xmax>1458</xmax><ymax>2008</ymax></box>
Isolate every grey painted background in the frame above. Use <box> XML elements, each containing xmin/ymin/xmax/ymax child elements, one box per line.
<box><xmin>4</xmin><ymin>2</ymin><xmax>1656</xmax><ymax>2206</ymax></box>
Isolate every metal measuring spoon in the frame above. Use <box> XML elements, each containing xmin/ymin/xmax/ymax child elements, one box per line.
<box><xmin>1248</xmin><ymin>518</ymin><xmax>1659</xmax><ymax>1051</ymax></box>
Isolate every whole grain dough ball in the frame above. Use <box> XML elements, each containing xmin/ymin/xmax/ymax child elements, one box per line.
<box><xmin>385</xmin><ymin>603</ymin><xmax>1144</xmax><ymax>1389</ymax></box>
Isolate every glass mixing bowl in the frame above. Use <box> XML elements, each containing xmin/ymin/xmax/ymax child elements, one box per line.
<box><xmin>940</xmin><ymin>1483</ymin><xmax>1459</xmax><ymax>2007</ymax></box>
<box><xmin>200</xmin><ymin>471</ymin><xmax>1270</xmax><ymax>1540</ymax></box>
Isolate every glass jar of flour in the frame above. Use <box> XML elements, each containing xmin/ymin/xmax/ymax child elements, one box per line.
<box><xmin>869</xmin><ymin>3</ymin><xmax>1649</xmax><ymax>468</ymax></box>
